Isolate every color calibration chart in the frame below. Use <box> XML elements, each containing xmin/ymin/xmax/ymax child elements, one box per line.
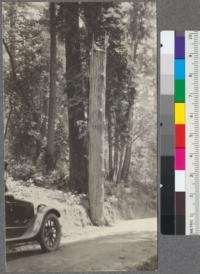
<box><xmin>160</xmin><ymin>31</ymin><xmax>200</xmax><ymax>235</ymax></box>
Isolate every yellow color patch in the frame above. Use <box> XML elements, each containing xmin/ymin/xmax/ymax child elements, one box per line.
<box><xmin>175</xmin><ymin>103</ymin><xmax>185</xmax><ymax>124</ymax></box>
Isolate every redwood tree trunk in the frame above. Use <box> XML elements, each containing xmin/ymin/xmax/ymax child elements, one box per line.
<box><xmin>121</xmin><ymin>145</ymin><xmax>132</xmax><ymax>182</ymax></box>
<box><xmin>88</xmin><ymin>39</ymin><xmax>107</xmax><ymax>225</ymax></box>
<box><xmin>113</xmin><ymin>129</ymin><xmax>119</xmax><ymax>183</ymax></box>
<box><xmin>41</xmin><ymin>91</ymin><xmax>48</xmax><ymax>138</ymax></box>
<box><xmin>116</xmin><ymin>144</ymin><xmax>126</xmax><ymax>184</ymax></box>
<box><xmin>47</xmin><ymin>3</ymin><xmax>57</xmax><ymax>171</ymax></box>
<box><xmin>121</xmin><ymin>95</ymin><xmax>134</xmax><ymax>182</ymax></box>
<box><xmin>120</xmin><ymin>37</ymin><xmax>138</xmax><ymax>182</ymax></box>
<box><xmin>107</xmin><ymin>106</ymin><xmax>113</xmax><ymax>179</ymax></box>
<box><xmin>64</xmin><ymin>3</ymin><xmax>88</xmax><ymax>193</ymax></box>
<box><xmin>5</xmin><ymin>5</ymin><xmax>16</xmax><ymax>140</ymax></box>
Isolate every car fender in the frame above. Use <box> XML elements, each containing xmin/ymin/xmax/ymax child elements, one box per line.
<box><xmin>18</xmin><ymin>205</ymin><xmax>61</xmax><ymax>240</ymax></box>
<box><xmin>32</xmin><ymin>205</ymin><xmax>61</xmax><ymax>235</ymax></box>
<box><xmin>37</xmin><ymin>204</ymin><xmax>61</xmax><ymax>218</ymax></box>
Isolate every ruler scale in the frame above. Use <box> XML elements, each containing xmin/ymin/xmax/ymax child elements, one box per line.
<box><xmin>161</xmin><ymin>31</ymin><xmax>200</xmax><ymax>235</ymax></box>
<box><xmin>185</xmin><ymin>31</ymin><xmax>200</xmax><ymax>235</ymax></box>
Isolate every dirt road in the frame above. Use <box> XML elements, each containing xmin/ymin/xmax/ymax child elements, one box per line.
<box><xmin>6</xmin><ymin>218</ymin><xmax>157</xmax><ymax>272</ymax></box>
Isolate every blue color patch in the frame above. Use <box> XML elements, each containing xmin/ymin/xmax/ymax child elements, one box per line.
<box><xmin>175</xmin><ymin>59</ymin><xmax>185</xmax><ymax>79</ymax></box>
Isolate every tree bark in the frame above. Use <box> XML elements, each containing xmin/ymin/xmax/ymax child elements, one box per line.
<box><xmin>46</xmin><ymin>3</ymin><xmax>57</xmax><ymax>171</ymax></box>
<box><xmin>121</xmin><ymin>102</ymin><xmax>134</xmax><ymax>181</ymax></box>
<box><xmin>64</xmin><ymin>3</ymin><xmax>88</xmax><ymax>193</ymax></box>
<box><xmin>120</xmin><ymin>36</ymin><xmax>139</xmax><ymax>182</ymax></box>
<box><xmin>121</xmin><ymin>144</ymin><xmax>132</xmax><ymax>182</ymax></box>
<box><xmin>4</xmin><ymin>5</ymin><xmax>16</xmax><ymax>152</ymax></box>
<box><xmin>113</xmin><ymin>129</ymin><xmax>119</xmax><ymax>183</ymax></box>
<box><xmin>88</xmin><ymin>38</ymin><xmax>107</xmax><ymax>225</ymax></box>
<box><xmin>4</xmin><ymin>104</ymin><xmax>12</xmax><ymax>139</ymax></box>
<box><xmin>41</xmin><ymin>91</ymin><xmax>48</xmax><ymax>138</ymax></box>
<box><xmin>107</xmin><ymin>106</ymin><xmax>113</xmax><ymax>179</ymax></box>
<box><xmin>116</xmin><ymin>144</ymin><xmax>125</xmax><ymax>184</ymax></box>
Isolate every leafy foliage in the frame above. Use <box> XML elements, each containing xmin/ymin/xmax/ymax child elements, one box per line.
<box><xmin>3</xmin><ymin>2</ymin><xmax>156</xmax><ymax>195</ymax></box>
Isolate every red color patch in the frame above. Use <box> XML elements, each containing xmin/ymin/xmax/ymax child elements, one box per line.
<box><xmin>175</xmin><ymin>125</ymin><xmax>185</xmax><ymax>148</ymax></box>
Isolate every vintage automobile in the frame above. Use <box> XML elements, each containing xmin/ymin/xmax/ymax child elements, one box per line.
<box><xmin>5</xmin><ymin>162</ymin><xmax>62</xmax><ymax>252</ymax></box>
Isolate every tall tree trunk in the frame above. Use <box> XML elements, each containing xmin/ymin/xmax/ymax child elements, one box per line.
<box><xmin>4</xmin><ymin>4</ymin><xmax>16</xmax><ymax>157</ymax></box>
<box><xmin>41</xmin><ymin>91</ymin><xmax>48</xmax><ymax>138</ymax></box>
<box><xmin>89</xmin><ymin>38</ymin><xmax>107</xmax><ymax>225</ymax></box>
<box><xmin>4</xmin><ymin>108</ymin><xmax>12</xmax><ymax>139</ymax></box>
<box><xmin>116</xmin><ymin>144</ymin><xmax>125</xmax><ymax>184</ymax></box>
<box><xmin>113</xmin><ymin>128</ymin><xmax>119</xmax><ymax>183</ymax></box>
<box><xmin>9</xmin><ymin>4</ymin><xmax>16</xmax><ymax>63</ymax></box>
<box><xmin>121</xmin><ymin>144</ymin><xmax>132</xmax><ymax>182</ymax></box>
<box><xmin>82</xmin><ymin>3</ymin><xmax>104</xmax><ymax>129</ymax></box>
<box><xmin>46</xmin><ymin>3</ymin><xmax>57</xmax><ymax>171</ymax></box>
<box><xmin>64</xmin><ymin>3</ymin><xmax>88</xmax><ymax>193</ymax></box>
<box><xmin>121</xmin><ymin>100</ymin><xmax>134</xmax><ymax>182</ymax></box>
<box><xmin>120</xmin><ymin>38</ymin><xmax>139</xmax><ymax>182</ymax></box>
<box><xmin>4</xmin><ymin>96</ymin><xmax>13</xmax><ymax>139</ymax></box>
<box><xmin>107</xmin><ymin>106</ymin><xmax>113</xmax><ymax>179</ymax></box>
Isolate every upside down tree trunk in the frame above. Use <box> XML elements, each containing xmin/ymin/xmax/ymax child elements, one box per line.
<box><xmin>64</xmin><ymin>3</ymin><xmax>88</xmax><ymax>193</ymax></box>
<box><xmin>46</xmin><ymin>3</ymin><xmax>57</xmax><ymax>171</ymax></box>
<box><xmin>89</xmin><ymin>38</ymin><xmax>107</xmax><ymax>225</ymax></box>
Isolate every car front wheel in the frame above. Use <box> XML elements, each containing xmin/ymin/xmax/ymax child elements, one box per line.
<box><xmin>38</xmin><ymin>213</ymin><xmax>61</xmax><ymax>252</ymax></box>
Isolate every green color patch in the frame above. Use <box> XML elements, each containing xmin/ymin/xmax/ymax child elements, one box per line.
<box><xmin>175</xmin><ymin>80</ymin><xmax>185</xmax><ymax>102</ymax></box>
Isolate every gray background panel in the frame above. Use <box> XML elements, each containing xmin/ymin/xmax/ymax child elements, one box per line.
<box><xmin>1</xmin><ymin>0</ymin><xmax>200</xmax><ymax>274</ymax></box>
<box><xmin>158</xmin><ymin>0</ymin><xmax>200</xmax><ymax>274</ymax></box>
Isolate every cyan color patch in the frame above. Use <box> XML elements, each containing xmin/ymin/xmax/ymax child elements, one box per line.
<box><xmin>175</xmin><ymin>59</ymin><xmax>185</xmax><ymax>79</ymax></box>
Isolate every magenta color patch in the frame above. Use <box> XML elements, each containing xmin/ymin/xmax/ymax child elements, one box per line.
<box><xmin>175</xmin><ymin>148</ymin><xmax>185</xmax><ymax>170</ymax></box>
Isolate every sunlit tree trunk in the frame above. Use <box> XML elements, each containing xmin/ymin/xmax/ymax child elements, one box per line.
<box><xmin>88</xmin><ymin>38</ymin><xmax>107</xmax><ymax>225</ymax></box>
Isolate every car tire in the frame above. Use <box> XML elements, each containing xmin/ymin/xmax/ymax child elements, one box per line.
<box><xmin>38</xmin><ymin>213</ymin><xmax>61</xmax><ymax>252</ymax></box>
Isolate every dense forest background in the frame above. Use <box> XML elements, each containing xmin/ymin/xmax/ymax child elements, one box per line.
<box><xmin>3</xmin><ymin>2</ymin><xmax>156</xmax><ymax>223</ymax></box>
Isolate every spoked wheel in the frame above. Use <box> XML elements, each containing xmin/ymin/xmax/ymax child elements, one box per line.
<box><xmin>39</xmin><ymin>213</ymin><xmax>61</xmax><ymax>252</ymax></box>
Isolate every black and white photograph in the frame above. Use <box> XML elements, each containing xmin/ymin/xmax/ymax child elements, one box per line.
<box><xmin>3</xmin><ymin>1</ymin><xmax>157</xmax><ymax>272</ymax></box>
